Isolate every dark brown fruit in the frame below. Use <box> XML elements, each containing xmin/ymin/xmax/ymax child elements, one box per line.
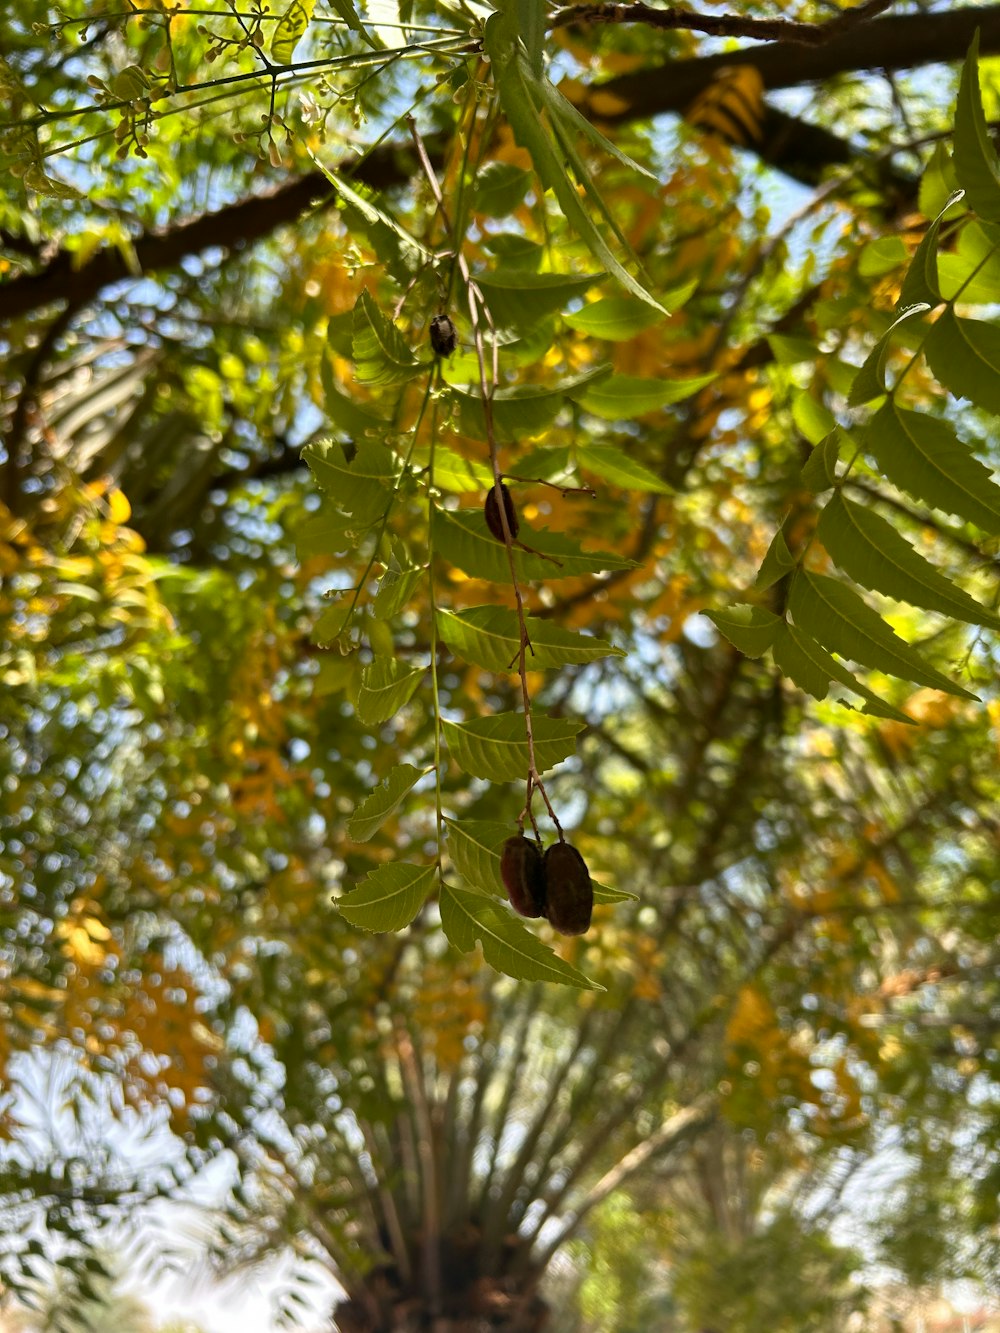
<box><xmin>542</xmin><ymin>841</ymin><xmax>593</xmax><ymax>936</ymax></box>
<box><xmin>485</xmin><ymin>482</ymin><xmax>519</xmax><ymax>541</ymax></box>
<box><xmin>500</xmin><ymin>835</ymin><xmax>546</xmax><ymax>918</ymax></box>
<box><xmin>429</xmin><ymin>313</ymin><xmax>458</xmax><ymax>356</ymax></box>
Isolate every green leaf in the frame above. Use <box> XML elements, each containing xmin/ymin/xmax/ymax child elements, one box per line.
<box><xmin>303</xmin><ymin>438</ymin><xmax>398</xmax><ymax>522</ymax></box>
<box><xmin>788</xmin><ymin>571</ymin><xmax>977</xmax><ymax>699</ymax></box>
<box><xmin>484</xmin><ymin>233</ymin><xmax>545</xmax><ymax>271</ymax></box>
<box><xmin>320</xmin><ymin>365</ymin><xmax>390</xmax><ymax>435</ymax></box>
<box><xmin>271</xmin><ymin>0</ymin><xmax>316</xmax><ymax>64</ymax></box>
<box><xmin>534</xmin><ymin>62</ymin><xmax>656</xmax><ymax>183</ymax></box>
<box><xmin>518</xmin><ymin>0</ymin><xmax>545</xmax><ymax>77</ymax></box>
<box><xmin>440</xmin><ymin>883</ymin><xmax>603</xmax><ymax>989</ymax></box>
<box><xmin>353</xmin><ymin>290</ymin><xmax>423</xmax><ymax>386</ymax></box>
<box><xmin>327</xmin><ymin>0</ymin><xmax>365</xmax><ymax>37</ymax></box>
<box><xmin>919</xmin><ymin>143</ymin><xmax>964</xmax><ymax>222</ymax></box>
<box><xmin>924</xmin><ymin>306</ymin><xmax>1000</xmax><ymax>415</ymax></box>
<box><xmin>563</xmin><ymin>294</ymin><xmax>678</xmax><ymax>340</ymax></box>
<box><xmin>372</xmin><ymin>559</ymin><xmax>422</xmax><ymax>620</ymax></box>
<box><xmin>575</xmin><ymin>373</ymin><xmax>715</xmax><ymax>419</ymax></box>
<box><xmin>317</xmin><ymin>164</ymin><xmax>428</xmax><ymax>277</ymax></box>
<box><xmin>792</xmin><ymin>392</ymin><xmax>837</xmax><ymax>447</ymax></box>
<box><xmin>338</xmin><ymin>863</ymin><xmax>434</xmax><ymax>932</ymax></box>
<box><xmin>771</xmin><ymin>622</ymin><xmax>913</xmax><ymax>724</ymax></box>
<box><xmin>514</xmin><ymin>444</ymin><xmax>574</xmax><ymax>481</ymax></box>
<box><xmin>312</xmin><ymin>602</ymin><xmax>355</xmax><ymax>647</ymax></box>
<box><xmin>438</xmin><ymin>605</ymin><xmax>625</xmax><ymax>672</ymax></box>
<box><xmin>898</xmin><ymin>192</ymin><xmax>963</xmax><ymax>308</ymax></box>
<box><xmin>354</xmin><ymin>657</ymin><xmax>425</xmax><ymax>725</ymax></box>
<box><xmin>483</xmin><ymin>12</ymin><xmax>662</xmax><ymax>310</ymax></box>
<box><xmin>937</xmin><ymin>217</ymin><xmax>1000</xmax><ymax>302</ymax></box>
<box><xmin>472</xmin><ymin>162</ymin><xmax>533</xmax><ymax>218</ymax></box>
<box><xmin>445</xmin><ymin>818</ymin><xmax>514</xmax><ymax>896</ymax></box>
<box><xmin>705</xmin><ymin>605</ymin><xmax>782</xmax><ymax>658</ymax></box>
<box><xmin>818</xmin><ymin>490</ymin><xmax>1000</xmax><ymax>629</ymax></box>
<box><xmin>445</xmin><ymin>818</ymin><xmax>632</xmax><ymax>904</ymax></box>
<box><xmin>867</xmin><ymin>402</ymin><xmax>1000</xmax><ymax>535</ymax></box>
<box><xmin>953</xmin><ymin>33</ymin><xmax>1000</xmax><ymax>222</ymax></box>
<box><xmin>411</xmin><ymin>445</ymin><xmax>492</xmax><ymax>493</ymax></box>
<box><xmin>431</xmin><ymin>507</ymin><xmax>637</xmax><ymax>582</ymax></box>
<box><xmin>802</xmin><ymin>428</ymin><xmax>845</xmax><ymax>496</ymax></box>
<box><xmin>859</xmin><ymin>237</ymin><xmax>909</xmax><ymax>279</ymax></box>
<box><xmin>348</xmin><ymin>764</ymin><xmax>430</xmax><ymax>842</ymax></box>
<box><xmin>295</xmin><ymin>507</ymin><xmax>359</xmax><ymax>560</ymax></box>
<box><xmin>474</xmin><ymin>269</ymin><xmax>602</xmax><ymax>330</ymax></box>
<box><xmin>448</xmin><ymin>365</ymin><xmax>611</xmax><ymax>441</ymax></box>
<box><xmin>443</xmin><ymin>712</ymin><xmax>584</xmax><ymax>781</ymax></box>
<box><xmin>767</xmin><ymin>334</ymin><xmax>819</xmax><ymax>365</ymax></box>
<box><xmin>848</xmin><ymin>303</ymin><xmax>930</xmax><ymax>406</ymax></box>
<box><xmin>576</xmin><ymin>444</ymin><xmax>673</xmax><ymax>493</ymax></box>
<box><xmin>755</xmin><ymin>529</ymin><xmax>796</xmax><ymax>591</ymax></box>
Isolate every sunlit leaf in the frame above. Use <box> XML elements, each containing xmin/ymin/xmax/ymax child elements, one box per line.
<box><xmin>848</xmin><ymin>304</ymin><xmax>930</xmax><ymax>406</ymax></box>
<box><xmin>303</xmin><ymin>438</ymin><xmax>398</xmax><ymax>523</ymax></box>
<box><xmin>952</xmin><ymin>33</ymin><xmax>1000</xmax><ymax>221</ymax></box>
<box><xmin>483</xmin><ymin>10</ymin><xmax>663</xmax><ymax>309</ymax></box>
<box><xmin>443</xmin><ymin>712</ymin><xmax>584</xmax><ymax>781</ymax></box>
<box><xmin>771</xmin><ymin>622</ymin><xmax>913</xmax><ymax>724</ymax></box>
<box><xmin>271</xmin><ymin>0</ymin><xmax>316</xmax><ymax>64</ymax></box>
<box><xmin>788</xmin><ymin>571</ymin><xmax>977</xmax><ymax>699</ymax></box>
<box><xmin>898</xmin><ymin>192</ymin><xmax>963</xmax><ymax>308</ymax></box>
<box><xmin>576</xmin><ymin>445</ymin><xmax>673</xmax><ymax>493</ymax></box>
<box><xmin>337</xmin><ymin>863</ymin><xmax>434</xmax><ymax>931</ymax></box>
<box><xmin>818</xmin><ymin>491</ymin><xmax>1000</xmax><ymax>628</ymax></box>
<box><xmin>437</xmin><ymin>605</ymin><xmax>625</xmax><ymax>671</ymax></box>
<box><xmin>563</xmin><ymin>291</ymin><xmax>691</xmax><ymax>340</ymax></box>
<box><xmin>354</xmin><ymin>657</ymin><xmax>425</xmax><ymax>725</ymax></box>
<box><xmin>353</xmin><ymin>290</ymin><xmax>424</xmax><ymax>386</ymax></box>
<box><xmin>349</xmin><ymin>764</ymin><xmax>431</xmax><ymax>842</ymax></box>
<box><xmin>474</xmin><ymin>269</ymin><xmax>602</xmax><ymax>330</ymax></box>
<box><xmin>575</xmin><ymin>373</ymin><xmax>715</xmax><ymax>419</ymax></box>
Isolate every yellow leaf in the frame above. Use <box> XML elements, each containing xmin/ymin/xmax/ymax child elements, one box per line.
<box><xmin>271</xmin><ymin>0</ymin><xmax>315</xmax><ymax>64</ymax></box>
<box><xmin>107</xmin><ymin>488</ymin><xmax>131</xmax><ymax>524</ymax></box>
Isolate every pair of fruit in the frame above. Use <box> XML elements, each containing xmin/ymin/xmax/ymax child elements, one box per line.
<box><xmin>500</xmin><ymin>835</ymin><xmax>593</xmax><ymax>936</ymax></box>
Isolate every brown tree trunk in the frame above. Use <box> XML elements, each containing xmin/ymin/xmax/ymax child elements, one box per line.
<box><xmin>332</xmin><ymin>1248</ymin><xmax>550</xmax><ymax>1332</ymax></box>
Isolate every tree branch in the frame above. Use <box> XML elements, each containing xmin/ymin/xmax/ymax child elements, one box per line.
<box><xmin>0</xmin><ymin>139</ymin><xmax>424</xmax><ymax>326</ymax></box>
<box><xmin>550</xmin><ymin>0</ymin><xmax>896</xmax><ymax>47</ymax></box>
<box><xmin>590</xmin><ymin>4</ymin><xmax>1000</xmax><ymax>123</ymax></box>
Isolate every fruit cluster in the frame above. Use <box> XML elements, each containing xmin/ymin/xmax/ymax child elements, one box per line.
<box><xmin>499</xmin><ymin>835</ymin><xmax>593</xmax><ymax>936</ymax></box>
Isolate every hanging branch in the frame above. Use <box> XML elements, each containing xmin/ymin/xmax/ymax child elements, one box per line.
<box><xmin>408</xmin><ymin>117</ymin><xmax>563</xmax><ymax>840</ymax></box>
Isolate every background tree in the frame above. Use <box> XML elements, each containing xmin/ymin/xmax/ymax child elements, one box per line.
<box><xmin>4</xmin><ymin>0</ymin><xmax>1000</xmax><ymax>1328</ymax></box>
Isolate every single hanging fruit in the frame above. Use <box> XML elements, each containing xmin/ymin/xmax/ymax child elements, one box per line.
<box><xmin>429</xmin><ymin>314</ymin><xmax>457</xmax><ymax>356</ymax></box>
<box><xmin>500</xmin><ymin>835</ymin><xmax>546</xmax><ymax>918</ymax></box>
<box><xmin>485</xmin><ymin>481</ymin><xmax>519</xmax><ymax>541</ymax></box>
<box><xmin>543</xmin><ymin>841</ymin><xmax>593</xmax><ymax>936</ymax></box>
